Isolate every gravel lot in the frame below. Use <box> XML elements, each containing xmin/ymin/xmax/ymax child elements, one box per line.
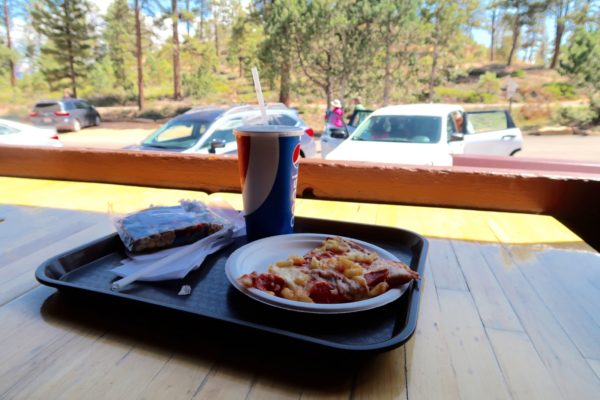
<box><xmin>60</xmin><ymin>121</ymin><xmax>600</xmax><ymax>163</ymax></box>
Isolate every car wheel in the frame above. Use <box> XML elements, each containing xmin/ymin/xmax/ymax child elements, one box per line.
<box><xmin>72</xmin><ymin>119</ymin><xmax>81</xmax><ymax>132</ymax></box>
<box><xmin>94</xmin><ymin>115</ymin><xmax>101</xmax><ymax>126</ymax></box>
<box><xmin>510</xmin><ymin>149</ymin><xmax>521</xmax><ymax>156</ymax></box>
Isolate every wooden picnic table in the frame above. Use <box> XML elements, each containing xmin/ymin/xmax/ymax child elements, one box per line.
<box><xmin>1</xmin><ymin>177</ymin><xmax>599</xmax><ymax>399</ymax></box>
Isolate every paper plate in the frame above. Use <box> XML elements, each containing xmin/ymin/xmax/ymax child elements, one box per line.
<box><xmin>225</xmin><ymin>233</ymin><xmax>410</xmax><ymax>314</ymax></box>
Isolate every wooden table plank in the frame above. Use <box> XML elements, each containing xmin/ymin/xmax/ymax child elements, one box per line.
<box><xmin>480</xmin><ymin>243</ymin><xmax>600</xmax><ymax>400</ymax></box>
<box><xmin>0</xmin><ymin>220</ymin><xmax>114</xmax><ymax>306</ymax></box>
<box><xmin>0</xmin><ymin>177</ymin><xmax>210</xmax><ymax>214</ymax></box>
<box><xmin>518</xmin><ymin>250</ymin><xmax>600</xmax><ymax>360</ymax></box>
<box><xmin>451</xmin><ymin>241</ymin><xmax>523</xmax><ymax>331</ymax></box>
<box><xmin>353</xmin><ymin>348</ymin><xmax>408</xmax><ymax>400</ymax></box>
<box><xmin>487</xmin><ymin>328</ymin><xmax>563</xmax><ymax>400</ymax></box>
<box><xmin>438</xmin><ymin>289</ymin><xmax>512</xmax><ymax>400</ymax></box>
<box><xmin>405</xmin><ymin>251</ymin><xmax>461</xmax><ymax>399</ymax></box>
<box><xmin>426</xmin><ymin>239</ymin><xmax>469</xmax><ymax>291</ymax></box>
<box><xmin>587</xmin><ymin>358</ymin><xmax>600</xmax><ymax>380</ymax></box>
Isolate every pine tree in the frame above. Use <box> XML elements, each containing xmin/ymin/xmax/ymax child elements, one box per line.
<box><xmin>104</xmin><ymin>0</ymin><xmax>135</xmax><ymax>93</ymax></box>
<box><xmin>497</xmin><ymin>0</ymin><xmax>548</xmax><ymax>66</ymax></box>
<box><xmin>134</xmin><ymin>0</ymin><xmax>144</xmax><ymax>110</ymax></box>
<box><xmin>172</xmin><ymin>0</ymin><xmax>182</xmax><ymax>100</ymax></box>
<box><xmin>31</xmin><ymin>0</ymin><xmax>96</xmax><ymax>98</ymax></box>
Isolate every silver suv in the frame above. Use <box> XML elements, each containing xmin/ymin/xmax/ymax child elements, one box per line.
<box><xmin>30</xmin><ymin>99</ymin><xmax>101</xmax><ymax>132</ymax></box>
<box><xmin>129</xmin><ymin>104</ymin><xmax>317</xmax><ymax>157</ymax></box>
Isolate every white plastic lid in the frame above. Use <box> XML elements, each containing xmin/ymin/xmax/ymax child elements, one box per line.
<box><xmin>234</xmin><ymin>125</ymin><xmax>304</xmax><ymax>137</ymax></box>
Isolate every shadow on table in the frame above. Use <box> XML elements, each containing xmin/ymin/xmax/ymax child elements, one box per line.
<box><xmin>39</xmin><ymin>289</ymin><xmax>388</xmax><ymax>393</ymax></box>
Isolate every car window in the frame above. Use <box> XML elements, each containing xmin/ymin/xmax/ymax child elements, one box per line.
<box><xmin>34</xmin><ymin>102</ymin><xmax>61</xmax><ymax>112</ymax></box>
<box><xmin>200</xmin><ymin>118</ymin><xmax>242</xmax><ymax>148</ymax></box>
<box><xmin>269</xmin><ymin>114</ymin><xmax>297</xmax><ymax>126</ymax></box>
<box><xmin>75</xmin><ymin>102</ymin><xmax>89</xmax><ymax>110</ymax></box>
<box><xmin>142</xmin><ymin>119</ymin><xmax>210</xmax><ymax>149</ymax></box>
<box><xmin>0</xmin><ymin>123</ymin><xmax>19</xmax><ymax>135</ymax></box>
<box><xmin>349</xmin><ymin>110</ymin><xmax>371</xmax><ymax>127</ymax></box>
<box><xmin>64</xmin><ymin>102</ymin><xmax>75</xmax><ymax>110</ymax></box>
<box><xmin>467</xmin><ymin>111</ymin><xmax>509</xmax><ymax>133</ymax></box>
<box><xmin>351</xmin><ymin>115</ymin><xmax>441</xmax><ymax>143</ymax></box>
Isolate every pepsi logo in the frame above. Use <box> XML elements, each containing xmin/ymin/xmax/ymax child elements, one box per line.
<box><xmin>292</xmin><ymin>143</ymin><xmax>301</xmax><ymax>165</ymax></box>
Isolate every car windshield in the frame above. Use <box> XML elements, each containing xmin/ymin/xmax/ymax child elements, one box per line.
<box><xmin>351</xmin><ymin>115</ymin><xmax>442</xmax><ymax>143</ymax></box>
<box><xmin>142</xmin><ymin>119</ymin><xmax>211</xmax><ymax>149</ymax></box>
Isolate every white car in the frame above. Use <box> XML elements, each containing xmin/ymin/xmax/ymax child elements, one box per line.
<box><xmin>0</xmin><ymin>118</ymin><xmax>63</xmax><ymax>148</ymax></box>
<box><xmin>130</xmin><ymin>104</ymin><xmax>317</xmax><ymax>158</ymax></box>
<box><xmin>325</xmin><ymin>104</ymin><xmax>522</xmax><ymax>166</ymax></box>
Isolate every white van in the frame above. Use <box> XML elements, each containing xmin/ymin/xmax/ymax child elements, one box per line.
<box><xmin>324</xmin><ymin>104</ymin><xmax>522</xmax><ymax>166</ymax></box>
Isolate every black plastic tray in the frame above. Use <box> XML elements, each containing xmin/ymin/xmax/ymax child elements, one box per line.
<box><xmin>36</xmin><ymin>217</ymin><xmax>427</xmax><ymax>354</ymax></box>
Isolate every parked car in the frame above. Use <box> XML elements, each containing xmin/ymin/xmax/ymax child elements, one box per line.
<box><xmin>321</xmin><ymin>108</ymin><xmax>373</xmax><ymax>158</ymax></box>
<box><xmin>325</xmin><ymin>104</ymin><xmax>523</xmax><ymax>166</ymax></box>
<box><xmin>0</xmin><ymin>118</ymin><xmax>63</xmax><ymax>147</ymax></box>
<box><xmin>30</xmin><ymin>99</ymin><xmax>101</xmax><ymax>132</ymax></box>
<box><xmin>127</xmin><ymin>104</ymin><xmax>317</xmax><ymax>157</ymax></box>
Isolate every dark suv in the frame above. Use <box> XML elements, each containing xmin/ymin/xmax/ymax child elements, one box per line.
<box><xmin>30</xmin><ymin>99</ymin><xmax>101</xmax><ymax>132</ymax></box>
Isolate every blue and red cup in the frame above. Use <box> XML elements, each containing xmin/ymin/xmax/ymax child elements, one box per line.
<box><xmin>234</xmin><ymin>125</ymin><xmax>303</xmax><ymax>241</ymax></box>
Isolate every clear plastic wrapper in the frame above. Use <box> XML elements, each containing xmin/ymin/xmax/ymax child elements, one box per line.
<box><xmin>112</xmin><ymin>200</ymin><xmax>227</xmax><ymax>253</ymax></box>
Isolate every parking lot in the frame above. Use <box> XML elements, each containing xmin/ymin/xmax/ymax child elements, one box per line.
<box><xmin>58</xmin><ymin>121</ymin><xmax>600</xmax><ymax>163</ymax></box>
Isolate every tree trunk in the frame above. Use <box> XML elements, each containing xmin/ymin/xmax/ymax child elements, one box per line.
<box><xmin>383</xmin><ymin>37</ymin><xmax>392</xmax><ymax>106</ymax></box>
<box><xmin>325</xmin><ymin>77</ymin><xmax>332</xmax><ymax>111</ymax></box>
<box><xmin>490</xmin><ymin>8</ymin><xmax>496</xmax><ymax>63</ymax></box>
<box><xmin>172</xmin><ymin>0</ymin><xmax>181</xmax><ymax>100</ymax></box>
<box><xmin>550</xmin><ymin>21</ymin><xmax>565</xmax><ymax>69</ymax></box>
<box><xmin>135</xmin><ymin>0</ymin><xmax>145</xmax><ymax>110</ymax></box>
<box><xmin>507</xmin><ymin>14</ymin><xmax>520</xmax><ymax>66</ymax></box>
<box><xmin>428</xmin><ymin>21</ymin><xmax>440</xmax><ymax>102</ymax></box>
<box><xmin>339</xmin><ymin>75</ymin><xmax>347</xmax><ymax>107</ymax></box>
<box><xmin>3</xmin><ymin>0</ymin><xmax>15</xmax><ymax>87</ymax></box>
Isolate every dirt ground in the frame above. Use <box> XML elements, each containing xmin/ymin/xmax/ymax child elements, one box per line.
<box><xmin>59</xmin><ymin>121</ymin><xmax>600</xmax><ymax>163</ymax></box>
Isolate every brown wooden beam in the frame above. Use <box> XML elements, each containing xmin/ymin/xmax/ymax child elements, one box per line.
<box><xmin>1</xmin><ymin>145</ymin><xmax>599</xmax><ymax>248</ymax></box>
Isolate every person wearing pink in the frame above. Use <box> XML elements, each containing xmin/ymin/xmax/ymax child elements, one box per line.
<box><xmin>325</xmin><ymin>99</ymin><xmax>344</xmax><ymax>129</ymax></box>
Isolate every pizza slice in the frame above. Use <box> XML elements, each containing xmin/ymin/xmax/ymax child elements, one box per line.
<box><xmin>238</xmin><ymin>236</ymin><xmax>419</xmax><ymax>304</ymax></box>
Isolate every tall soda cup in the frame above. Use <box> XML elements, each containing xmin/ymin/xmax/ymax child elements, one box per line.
<box><xmin>234</xmin><ymin>125</ymin><xmax>303</xmax><ymax>241</ymax></box>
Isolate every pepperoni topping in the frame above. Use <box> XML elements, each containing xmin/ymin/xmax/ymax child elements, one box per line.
<box><xmin>309</xmin><ymin>281</ymin><xmax>345</xmax><ymax>303</ymax></box>
<box><xmin>253</xmin><ymin>273</ymin><xmax>286</xmax><ymax>295</ymax></box>
<box><xmin>364</xmin><ymin>269</ymin><xmax>389</xmax><ymax>289</ymax></box>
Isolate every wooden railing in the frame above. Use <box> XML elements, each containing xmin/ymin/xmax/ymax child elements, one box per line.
<box><xmin>1</xmin><ymin>145</ymin><xmax>599</xmax><ymax>249</ymax></box>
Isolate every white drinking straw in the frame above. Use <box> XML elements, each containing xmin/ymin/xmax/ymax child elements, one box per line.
<box><xmin>251</xmin><ymin>67</ymin><xmax>268</xmax><ymax>125</ymax></box>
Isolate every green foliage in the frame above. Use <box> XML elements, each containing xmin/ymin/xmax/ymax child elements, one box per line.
<box><xmin>477</xmin><ymin>72</ymin><xmax>501</xmax><ymax>94</ymax></box>
<box><xmin>511</xmin><ymin>70</ymin><xmax>526</xmax><ymax>78</ymax></box>
<box><xmin>560</xmin><ymin>27</ymin><xmax>600</xmax><ymax>97</ymax></box>
<box><xmin>137</xmin><ymin>109</ymin><xmax>170</xmax><ymax>120</ymax></box>
<box><xmin>541</xmin><ymin>82</ymin><xmax>577</xmax><ymax>99</ymax></box>
<box><xmin>434</xmin><ymin>86</ymin><xmax>498</xmax><ymax>103</ymax></box>
<box><xmin>227</xmin><ymin>10</ymin><xmax>263</xmax><ymax>77</ymax></box>
<box><xmin>104</xmin><ymin>0</ymin><xmax>136</xmax><ymax>94</ymax></box>
<box><xmin>79</xmin><ymin>57</ymin><xmax>117</xmax><ymax>98</ymax></box>
<box><xmin>554</xmin><ymin>106</ymin><xmax>596</xmax><ymax>127</ymax></box>
<box><xmin>31</xmin><ymin>0</ymin><xmax>96</xmax><ymax>97</ymax></box>
<box><xmin>181</xmin><ymin>38</ymin><xmax>222</xmax><ymax>98</ymax></box>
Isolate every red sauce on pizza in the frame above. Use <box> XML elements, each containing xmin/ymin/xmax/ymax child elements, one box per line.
<box><xmin>238</xmin><ymin>237</ymin><xmax>419</xmax><ymax>304</ymax></box>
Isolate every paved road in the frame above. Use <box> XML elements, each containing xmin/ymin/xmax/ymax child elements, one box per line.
<box><xmin>60</xmin><ymin>122</ymin><xmax>600</xmax><ymax>163</ymax></box>
<box><xmin>516</xmin><ymin>134</ymin><xmax>600</xmax><ymax>162</ymax></box>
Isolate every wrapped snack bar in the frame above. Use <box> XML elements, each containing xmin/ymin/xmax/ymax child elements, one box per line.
<box><xmin>114</xmin><ymin>200</ymin><xmax>226</xmax><ymax>253</ymax></box>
